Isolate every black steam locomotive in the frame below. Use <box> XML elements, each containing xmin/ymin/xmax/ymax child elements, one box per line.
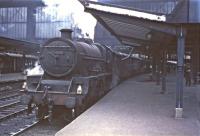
<box><xmin>20</xmin><ymin>29</ymin><xmax>145</xmax><ymax>121</ymax></box>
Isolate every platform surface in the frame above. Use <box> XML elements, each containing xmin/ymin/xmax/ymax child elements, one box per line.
<box><xmin>0</xmin><ymin>73</ymin><xmax>26</xmax><ymax>83</ymax></box>
<box><xmin>56</xmin><ymin>74</ymin><xmax>200</xmax><ymax>136</ymax></box>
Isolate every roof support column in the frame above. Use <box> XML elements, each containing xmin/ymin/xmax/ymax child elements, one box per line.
<box><xmin>175</xmin><ymin>26</ymin><xmax>185</xmax><ymax>119</ymax></box>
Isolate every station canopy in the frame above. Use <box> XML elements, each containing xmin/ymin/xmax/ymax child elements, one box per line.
<box><xmin>82</xmin><ymin>1</ymin><xmax>178</xmax><ymax>47</ymax></box>
<box><xmin>0</xmin><ymin>36</ymin><xmax>40</xmax><ymax>55</ymax></box>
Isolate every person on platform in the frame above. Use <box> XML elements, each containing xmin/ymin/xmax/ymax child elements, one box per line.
<box><xmin>184</xmin><ymin>65</ymin><xmax>191</xmax><ymax>86</ymax></box>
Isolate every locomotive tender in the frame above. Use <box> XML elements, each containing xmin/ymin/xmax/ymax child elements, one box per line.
<box><xmin>20</xmin><ymin>29</ymin><xmax>144</xmax><ymax>121</ymax></box>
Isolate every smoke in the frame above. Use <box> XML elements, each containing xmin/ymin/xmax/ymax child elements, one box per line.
<box><xmin>26</xmin><ymin>61</ymin><xmax>44</xmax><ymax>76</ymax></box>
<box><xmin>42</xmin><ymin>0</ymin><xmax>97</xmax><ymax>39</ymax></box>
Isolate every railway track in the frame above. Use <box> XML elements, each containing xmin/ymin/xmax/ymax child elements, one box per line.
<box><xmin>0</xmin><ymin>90</ymin><xmax>19</xmax><ymax>98</ymax></box>
<box><xmin>0</xmin><ymin>81</ymin><xmax>23</xmax><ymax>98</ymax></box>
<box><xmin>0</xmin><ymin>92</ymin><xmax>21</xmax><ymax>110</ymax></box>
<box><xmin>10</xmin><ymin>120</ymin><xmax>40</xmax><ymax>136</ymax></box>
<box><xmin>9</xmin><ymin>116</ymin><xmax>48</xmax><ymax>136</ymax></box>
<box><xmin>0</xmin><ymin>89</ymin><xmax>26</xmax><ymax>122</ymax></box>
<box><xmin>0</xmin><ymin>102</ymin><xmax>27</xmax><ymax>122</ymax></box>
<box><xmin>0</xmin><ymin>79</ymin><xmax>45</xmax><ymax>136</ymax></box>
<box><xmin>0</xmin><ymin>100</ymin><xmax>47</xmax><ymax>136</ymax></box>
<box><xmin>0</xmin><ymin>93</ymin><xmax>20</xmax><ymax>102</ymax></box>
<box><xmin>0</xmin><ymin>111</ymin><xmax>40</xmax><ymax>136</ymax></box>
<box><xmin>0</xmin><ymin>93</ymin><xmax>48</xmax><ymax>136</ymax></box>
<box><xmin>0</xmin><ymin>96</ymin><xmax>39</xmax><ymax>136</ymax></box>
<box><xmin>0</xmin><ymin>101</ymin><xmax>20</xmax><ymax>110</ymax></box>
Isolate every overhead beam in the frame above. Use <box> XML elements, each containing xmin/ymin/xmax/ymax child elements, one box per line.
<box><xmin>119</xmin><ymin>35</ymin><xmax>155</xmax><ymax>46</ymax></box>
<box><xmin>121</xmin><ymin>41</ymin><xmax>141</xmax><ymax>47</ymax></box>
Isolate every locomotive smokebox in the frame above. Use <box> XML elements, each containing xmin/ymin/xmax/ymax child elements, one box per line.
<box><xmin>60</xmin><ymin>29</ymin><xmax>73</xmax><ymax>40</ymax></box>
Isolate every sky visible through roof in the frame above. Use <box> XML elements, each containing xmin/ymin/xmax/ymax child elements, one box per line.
<box><xmin>42</xmin><ymin>0</ymin><xmax>97</xmax><ymax>39</ymax></box>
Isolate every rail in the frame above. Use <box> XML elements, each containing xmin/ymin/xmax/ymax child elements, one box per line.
<box><xmin>10</xmin><ymin>116</ymin><xmax>48</xmax><ymax>136</ymax></box>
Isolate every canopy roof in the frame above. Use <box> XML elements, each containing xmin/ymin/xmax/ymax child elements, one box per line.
<box><xmin>0</xmin><ymin>36</ymin><xmax>40</xmax><ymax>55</ymax></box>
<box><xmin>82</xmin><ymin>1</ymin><xmax>178</xmax><ymax>47</ymax></box>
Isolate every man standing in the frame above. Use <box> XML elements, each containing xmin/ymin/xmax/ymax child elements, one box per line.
<box><xmin>185</xmin><ymin>65</ymin><xmax>191</xmax><ymax>86</ymax></box>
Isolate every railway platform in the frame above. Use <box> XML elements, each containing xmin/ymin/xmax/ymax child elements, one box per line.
<box><xmin>56</xmin><ymin>74</ymin><xmax>200</xmax><ymax>136</ymax></box>
<box><xmin>0</xmin><ymin>73</ymin><xmax>26</xmax><ymax>83</ymax></box>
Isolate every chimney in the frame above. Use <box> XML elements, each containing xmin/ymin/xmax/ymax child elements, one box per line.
<box><xmin>60</xmin><ymin>29</ymin><xmax>73</xmax><ymax>40</ymax></box>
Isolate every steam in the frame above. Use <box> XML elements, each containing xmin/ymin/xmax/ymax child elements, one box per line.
<box><xmin>26</xmin><ymin>61</ymin><xmax>44</xmax><ymax>76</ymax></box>
<box><xmin>41</xmin><ymin>0</ymin><xmax>97</xmax><ymax>39</ymax></box>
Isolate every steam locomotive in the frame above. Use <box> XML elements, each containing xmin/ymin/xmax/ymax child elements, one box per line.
<box><xmin>20</xmin><ymin>29</ymin><xmax>145</xmax><ymax>121</ymax></box>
